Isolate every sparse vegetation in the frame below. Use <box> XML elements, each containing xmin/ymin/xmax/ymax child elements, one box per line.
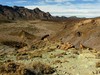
<box><xmin>29</xmin><ymin>51</ymin><xmax>42</xmax><ymax>58</ymax></box>
<box><xmin>96</xmin><ymin>61</ymin><xmax>100</xmax><ymax>68</ymax></box>
<box><xmin>1</xmin><ymin>41</ymin><xmax>27</xmax><ymax>49</ymax></box>
<box><xmin>50</xmin><ymin>52</ymin><xmax>66</xmax><ymax>58</ymax></box>
<box><xmin>0</xmin><ymin>61</ymin><xmax>55</xmax><ymax>75</ymax></box>
<box><xmin>52</xmin><ymin>60</ymin><xmax>62</xmax><ymax>64</ymax></box>
<box><xmin>0</xmin><ymin>20</ymin><xmax>12</xmax><ymax>24</ymax></box>
<box><xmin>16</xmin><ymin>52</ymin><xmax>29</xmax><ymax>60</ymax></box>
<box><xmin>96</xmin><ymin>52</ymin><xmax>100</xmax><ymax>59</ymax></box>
<box><xmin>32</xmin><ymin>62</ymin><xmax>55</xmax><ymax>74</ymax></box>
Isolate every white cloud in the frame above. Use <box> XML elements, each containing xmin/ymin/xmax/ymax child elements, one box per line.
<box><xmin>45</xmin><ymin>0</ymin><xmax>75</xmax><ymax>3</ymax></box>
<box><xmin>25</xmin><ymin>0</ymin><xmax>100</xmax><ymax>18</ymax></box>
<box><xmin>14</xmin><ymin>0</ymin><xmax>27</xmax><ymax>3</ymax></box>
<box><xmin>82</xmin><ymin>0</ymin><xmax>94</xmax><ymax>1</ymax></box>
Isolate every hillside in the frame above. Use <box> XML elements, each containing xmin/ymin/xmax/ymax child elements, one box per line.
<box><xmin>53</xmin><ymin>18</ymin><xmax>100</xmax><ymax>50</ymax></box>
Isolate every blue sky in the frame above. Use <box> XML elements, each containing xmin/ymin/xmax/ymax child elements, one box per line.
<box><xmin>0</xmin><ymin>0</ymin><xmax>100</xmax><ymax>17</ymax></box>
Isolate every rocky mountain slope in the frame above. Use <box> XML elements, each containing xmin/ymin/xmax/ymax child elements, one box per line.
<box><xmin>0</xmin><ymin>5</ymin><xmax>55</xmax><ymax>21</ymax></box>
<box><xmin>52</xmin><ymin>18</ymin><xmax>100</xmax><ymax>50</ymax></box>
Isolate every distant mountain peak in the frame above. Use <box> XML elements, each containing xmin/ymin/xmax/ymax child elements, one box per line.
<box><xmin>0</xmin><ymin>4</ymin><xmax>67</xmax><ymax>21</ymax></box>
<box><xmin>34</xmin><ymin>7</ymin><xmax>41</xmax><ymax>11</ymax></box>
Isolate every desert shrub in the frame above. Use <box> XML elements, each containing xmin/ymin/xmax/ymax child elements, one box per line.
<box><xmin>32</xmin><ymin>62</ymin><xmax>55</xmax><ymax>74</ymax></box>
<box><xmin>16</xmin><ymin>55</ymin><xmax>29</xmax><ymax>60</ymax></box>
<box><xmin>96</xmin><ymin>52</ymin><xmax>100</xmax><ymax>59</ymax></box>
<box><xmin>17</xmin><ymin>66</ymin><xmax>36</xmax><ymax>75</ymax></box>
<box><xmin>0</xmin><ymin>61</ymin><xmax>55</xmax><ymax>75</ymax></box>
<box><xmin>1</xmin><ymin>41</ymin><xmax>27</xmax><ymax>49</ymax></box>
<box><xmin>49</xmin><ymin>54</ymin><xmax>56</xmax><ymax>58</ymax></box>
<box><xmin>29</xmin><ymin>51</ymin><xmax>42</xmax><ymax>59</ymax></box>
<box><xmin>0</xmin><ymin>62</ymin><xmax>19</xmax><ymax>73</ymax></box>
<box><xmin>0</xmin><ymin>61</ymin><xmax>36</xmax><ymax>75</ymax></box>
<box><xmin>5</xmin><ymin>62</ymin><xmax>19</xmax><ymax>73</ymax></box>
<box><xmin>96</xmin><ymin>61</ymin><xmax>100</xmax><ymax>68</ymax></box>
<box><xmin>0</xmin><ymin>62</ymin><xmax>5</xmax><ymax>73</ymax></box>
<box><xmin>0</xmin><ymin>54</ymin><xmax>5</xmax><ymax>60</ymax></box>
<box><xmin>31</xmin><ymin>45</ymin><xmax>38</xmax><ymax>50</ymax></box>
<box><xmin>0</xmin><ymin>20</ymin><xmax>12</xmax><ymax>24</ymax></box>
<box><xmin>16</xmin><ymin>52</ymin><xmax>29</xmax><ymax>60</ymax></box>
<box><xmin>52</xmin><ymin>60</ymin><xmax>62</xmax><ymax>64</ymax></box>
<box><xmin>46</xmin><ymin>45</ymin><xmax>57</xmax><ymax>52</ymax></box>
<box><xmin>50</xmin><ymin>52</ymin><xmax>66</xmax><ymax>58</ymax></box>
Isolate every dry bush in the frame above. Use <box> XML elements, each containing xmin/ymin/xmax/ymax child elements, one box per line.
<box><xmin>52</xmin><ymin>59</ymin><xmax>69</xmax><ymax>64</ymax></box>
<box><xmin>28</xmin><ymin>51</ymin><xmax>42</xmax><ymax>59</ymax></box>
<box><xmin>16</xmin><ymin>50</ymin><xmax>42</xmax><ymax>60</ymax></box>
<box><xmin>0</xmin><ymin>61</ymin><xmax>19</xmax><ymax>74</ymax></box>
<box><xmin>16</xmin><ymin>52</ymin><xmax>29</xmax><ymax>60</ymax></box>
<box><xmin>96</xmin><ymin>52</ymin><xmax>100</xmax><ymax>59</ymax></box>
<box><xmin>52</xmin><ymin>60</ymin><xmax>62</xmax><ymax>64</ymax></box>
<box><xmin>50</xmin><ymin>52</ymin><xmax>66</xmax><ymax>58</ymax></box>
<box><xmin>0</xmin><ymin>20</ymin><xmax>12</xmax><ymax>24</ymax></box>
<box><xmin>0</xmin><ymin>61</ymin><xmax>36</xmax><ymax>75</ymax></box>
<box><xmin>68</xmin><ymin>55</ymin><xmax>76</xmax><ymax>58</ymax></box>
<box><xmin>16</xmin><ymin>55</ymin><xmax>29</xmax><ymax>60</ymax></box>
<box><xmin>17</xmin><ymin>66</ymin><xmax>36</xmax><ymax>75</ymax></box>
<box><xmin>45</xmin><ymin>45</ymin><xmax>57</xmax><ymax>52</ymax></box>
<box><xmin>0</xmin><ymin>62</ymin><xmax>5</xmax><ymax>73</ymax></box>
<box><xmin>96</xmin><ymin>61</ymin><xmax>100</xmax><ymax>68</ymax></box>
<box><xmin>5</xmin><ymin>62</ymin><xmax>19</xmax><ymax>73</ymax></box>
<box><xmin>32</xmin><ymin>62</ymin><xmax>55</xmax><ymax>74</ymax></box>
<box><xmin>1</xmin><ymin>41</ymin><xmax>27</xmax><ymax>49</ymax></box>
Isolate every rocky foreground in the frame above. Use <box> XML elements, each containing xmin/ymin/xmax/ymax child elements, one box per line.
<box><xmin>0</xmin><ymin>41</ymin><xmax>100</xmax><ymax>75</ymax></box>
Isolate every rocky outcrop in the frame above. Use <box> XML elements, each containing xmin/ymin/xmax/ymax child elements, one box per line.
<box><xmin>57</xmin><ymin>42</ymin><xmax>74</xmax><ymax>50</ymax></box>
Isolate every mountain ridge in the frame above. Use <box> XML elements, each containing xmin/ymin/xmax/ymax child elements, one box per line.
<box><xmin>0</xmin><ymin>4</ymin><xmax>56</xmax><ymax>21</ymax></box>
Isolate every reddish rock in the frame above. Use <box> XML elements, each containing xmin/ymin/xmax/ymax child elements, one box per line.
<box><xmin>58</xmin><ymin>42</ymin><xmax>74</xmax><ymax>50</ymax></box>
